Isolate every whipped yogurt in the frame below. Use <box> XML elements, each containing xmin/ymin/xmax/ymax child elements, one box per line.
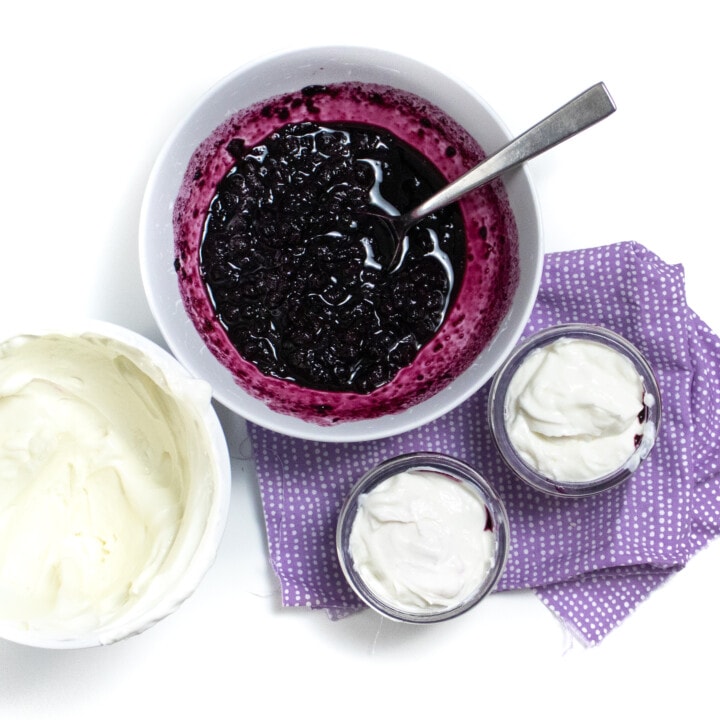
<box><xmin>0</xmin><ymin>332</ymin><xmax>219</xmax><ymax>639</ymax></box>
<box><xmin>504</xmin><ymin>337</ymin><xmax>646</xmax><ymax>482</ymax></box>
<box><xmin>348</xmin><ymin>469</ymin><xmax>496</xmax><ymax>614</ymax></box>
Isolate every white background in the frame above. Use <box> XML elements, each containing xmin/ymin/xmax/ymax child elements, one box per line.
<box><xmin>1</xmin><ymin>1</ymin><xmax>718</xmax><ymax>717</ymax></box>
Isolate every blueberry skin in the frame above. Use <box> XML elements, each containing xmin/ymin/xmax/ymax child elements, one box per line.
<box><xmin>200</xmin><ymin>121</ymin><xmax>465</xmax><ymax>393</ymax></box>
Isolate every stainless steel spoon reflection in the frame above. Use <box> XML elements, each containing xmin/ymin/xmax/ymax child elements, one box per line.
<box><xmin>365</xmin><ymin>82</ymin><xmax>616</xmax><ymax>270</ymax></box>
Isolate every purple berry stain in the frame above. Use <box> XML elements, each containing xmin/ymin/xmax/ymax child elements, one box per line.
<box><xmin>173</xmin><ymin>82</ymin><xmax>519</xmax><ymax>425</ymax></box>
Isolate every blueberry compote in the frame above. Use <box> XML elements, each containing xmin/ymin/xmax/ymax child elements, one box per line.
<box><xmin>173</xmin><ymin>82</ymin><xmax>519</xmax><ymax>424</ymax></box>
<box><xmin>201</xmin><ymin>120</ymin><xmax>465</xmax><ymax>393</ymax></box>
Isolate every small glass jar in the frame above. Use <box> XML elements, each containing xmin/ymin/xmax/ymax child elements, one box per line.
<box><xmin>336</xmin><ymin>452</ymin><xmax>509</xmax><ymax>623</ymax></box>
<box><xmin>488</xmin><ymin>323</ymin><xmax>662</xmax><ymax>498</ymax></box>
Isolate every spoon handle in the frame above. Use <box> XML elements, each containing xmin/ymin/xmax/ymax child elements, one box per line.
<box><xmin>407</xmin><ymin>82</ymin><xmax>616</xmax><ymax>223</ymax></box>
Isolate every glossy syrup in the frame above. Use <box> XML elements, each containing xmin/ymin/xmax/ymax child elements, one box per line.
<box><xmin>200</xmin><ymin>120</ymin><xmax>465</xmax><ymax>393</ymax></box>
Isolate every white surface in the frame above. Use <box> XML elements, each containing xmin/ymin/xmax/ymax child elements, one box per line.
<box><xmin>1</xmin><ymin>1</ymin><xmax>718</xmax><ymax>717</ymax></box>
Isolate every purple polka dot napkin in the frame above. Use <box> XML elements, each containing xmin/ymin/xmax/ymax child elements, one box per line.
<box><xmin>247</xmin><ymin>241</ymin><xmax>720</xmax><ymax>645</ymax></box>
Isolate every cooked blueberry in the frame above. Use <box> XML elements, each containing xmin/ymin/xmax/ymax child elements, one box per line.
<box><xmin>199</xmin><ymin>121</ymin><xmax>465</xmax><ymax>392</ymax></box>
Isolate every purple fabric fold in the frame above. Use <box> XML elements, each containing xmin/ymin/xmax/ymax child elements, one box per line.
<box><xmin>247</xmin><ymin>242</ymin><xmax>720</xmax><ymax>644</ymax></box>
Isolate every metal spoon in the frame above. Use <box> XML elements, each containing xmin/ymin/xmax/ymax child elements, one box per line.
<box><xmin>370</xmin><ymin>82</ymin><xmax>616</xmax><ymax>270</ymax></box>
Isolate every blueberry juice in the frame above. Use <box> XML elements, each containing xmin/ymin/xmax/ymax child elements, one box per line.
<box><xmin>173</xmin><ymin>83</ymin><xmax>519</xmax><ymax>425</ymax></box>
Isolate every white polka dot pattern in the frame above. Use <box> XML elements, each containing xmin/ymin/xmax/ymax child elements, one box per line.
<box><xmin>248</xmin><ymin>242</ymin><xmax>720</xmax><ymax>644</ymax></box>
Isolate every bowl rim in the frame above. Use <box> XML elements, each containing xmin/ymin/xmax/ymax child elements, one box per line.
<box><xmin>487</xmin><ymin>322</ymin><xmax>662</xmax><ymax>498</ymax></box>
<box><xmin>139</xmin><ymin>44</ymin><xmax>544</xmax><ymax>443</ymax></box>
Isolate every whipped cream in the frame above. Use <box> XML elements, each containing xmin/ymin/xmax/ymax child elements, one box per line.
<box><xmin>348</xmin><ymin>469</ymin><xmax>495</xmax><ymax>613</ymax></box>
<box><xmin>505</xmin><ymin>337</ymin><xmax>646</xmax><ymax>482</ymax></box>
<box><xmin>0</xmin><ymin>332</ymin><xmax>218</xmax><ymax>639</ymax></box>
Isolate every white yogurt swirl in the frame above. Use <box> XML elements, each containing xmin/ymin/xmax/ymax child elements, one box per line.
<box><xmin>348</xmin><ymin>469</ymin><xmax>495</xmax><ymax>613</ymax></box>
<box><xmin>0</xmin><ymin>332</ymin><xmax>218</xmax><ymax>638</ymax></box>
<box><xmin>505</xmin><ymin>337</ymin><xmax>646</xmax><ymax>482</ymax></box>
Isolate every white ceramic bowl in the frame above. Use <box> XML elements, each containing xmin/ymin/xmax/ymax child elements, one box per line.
<box><xmin>0</xmin><ymin>320</ymin><xmax>230</xmax><ymax>648</ymax></box>
<box><xmin>140</xmin><ymin>46</ymin><xmax>543</xmax><ymax>442</ymax></box>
